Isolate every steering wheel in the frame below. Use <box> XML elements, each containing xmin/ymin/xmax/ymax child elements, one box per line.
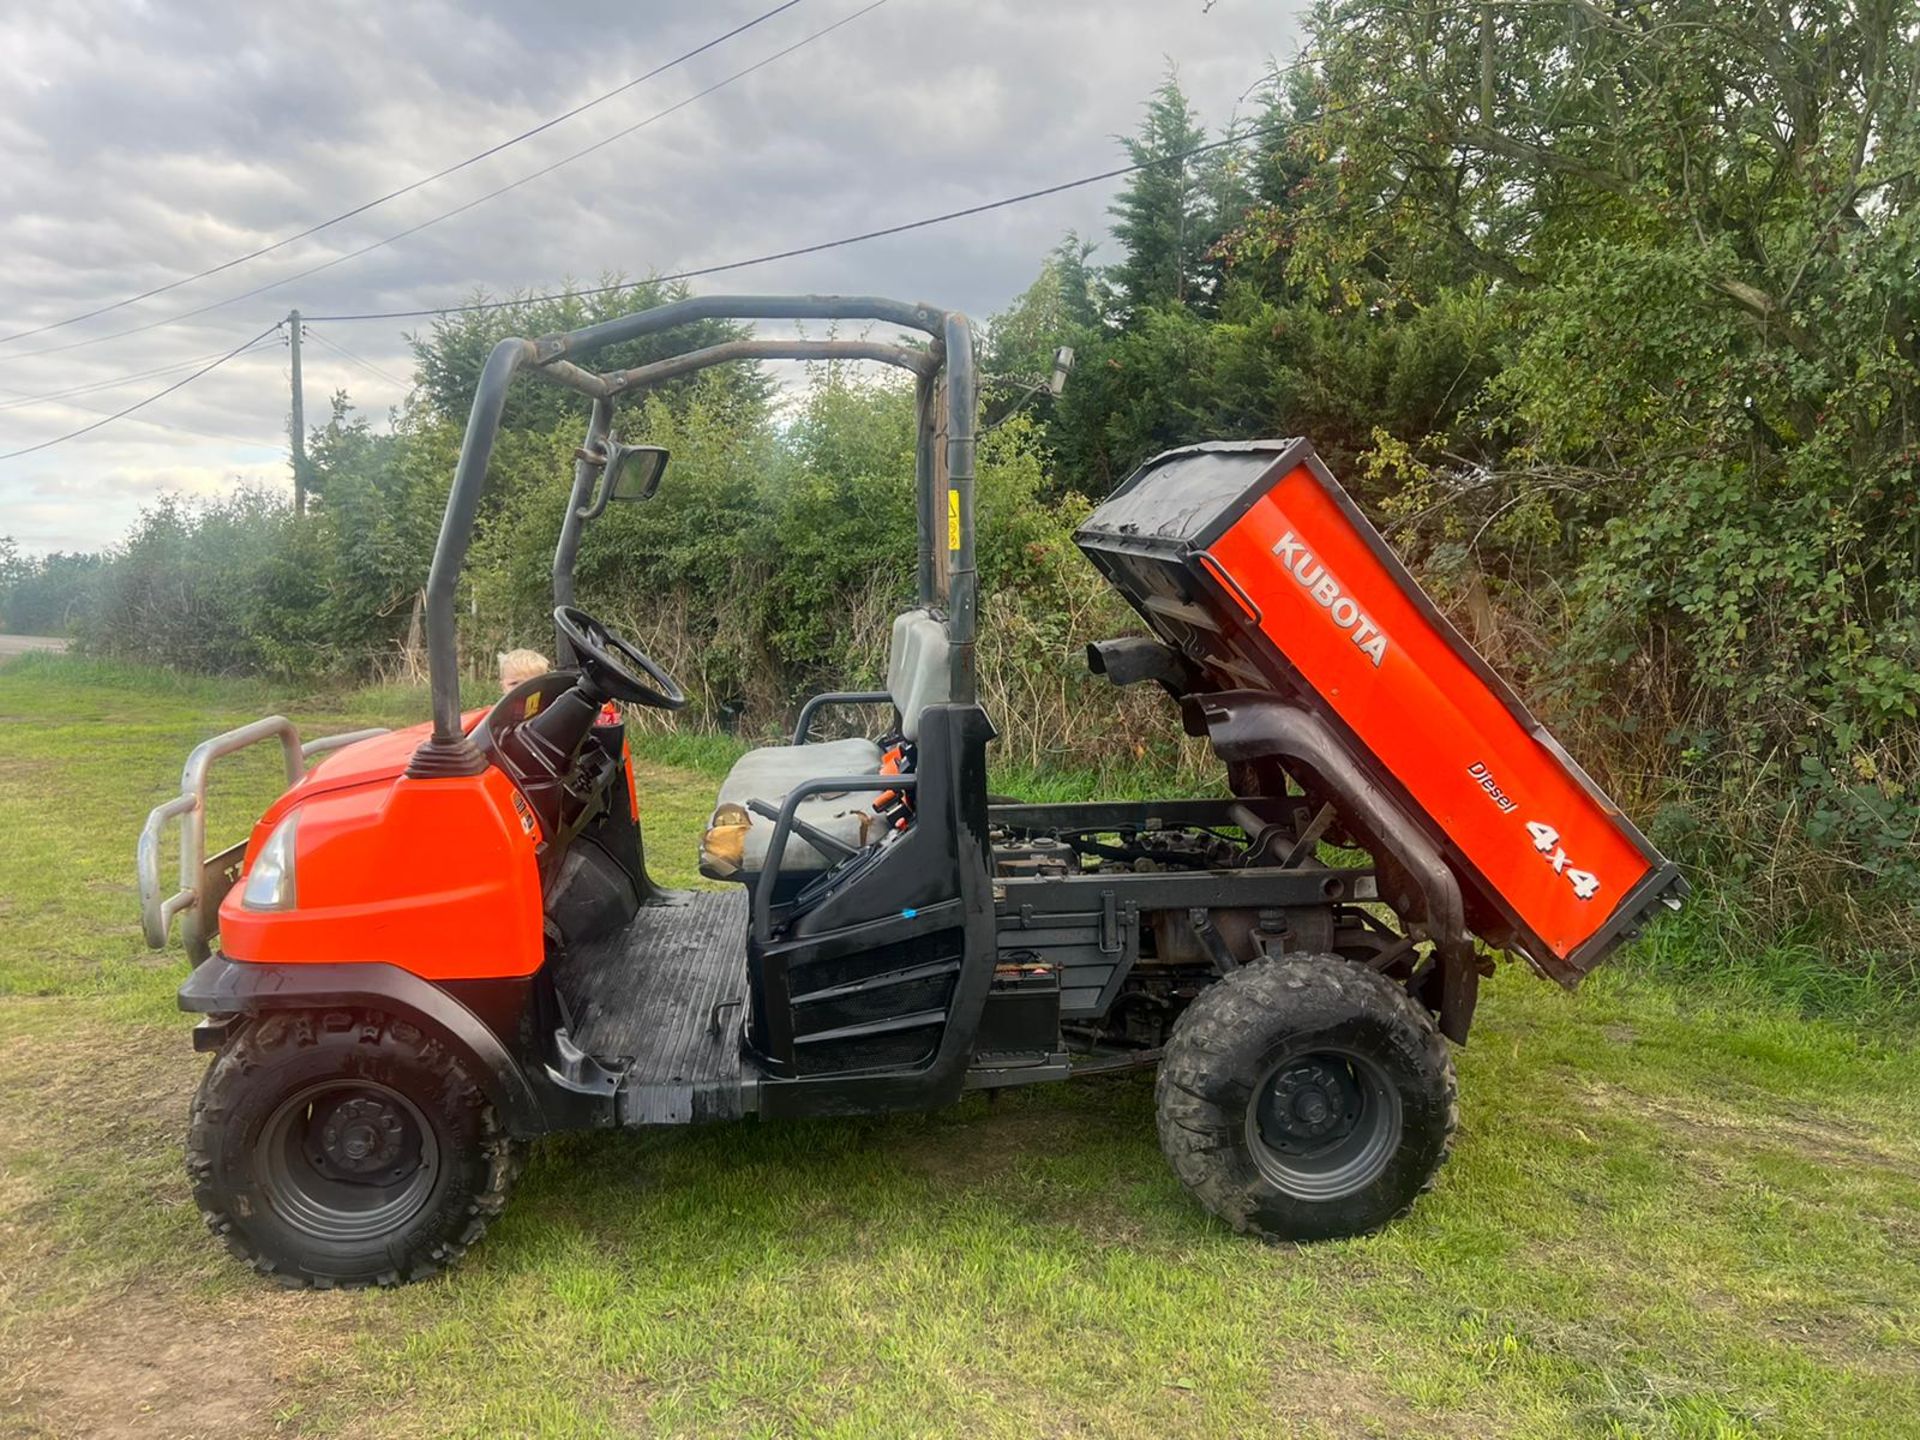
<box><xmin>552</xmin><ymin>606</ymin><xmax>688</xmax><ymax>710</ymax></box>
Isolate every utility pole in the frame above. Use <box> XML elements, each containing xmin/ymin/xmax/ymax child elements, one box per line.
<box><xmin>288</xmin><ymin>308</ymin><xmax>307</xmax><ymax>518</ymax></box>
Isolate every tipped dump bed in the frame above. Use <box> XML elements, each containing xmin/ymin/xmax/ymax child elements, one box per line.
<box><xmin>1077</xmin><ymin>439</ymin><xmax>1683</xmax><ymax>985</ymax></box>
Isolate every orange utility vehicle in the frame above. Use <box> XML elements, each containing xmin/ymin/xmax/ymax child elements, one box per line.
<box><xmin>138</xmin><ymin>295</ymin><xmax>1681</xmax><ymax>1287</ymax></box>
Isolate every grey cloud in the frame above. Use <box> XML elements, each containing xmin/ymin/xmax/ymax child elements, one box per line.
<box><xmin>0</xmin><ymin>0</ymin><xmax>1301</xmax><ymax>552</ymax></box>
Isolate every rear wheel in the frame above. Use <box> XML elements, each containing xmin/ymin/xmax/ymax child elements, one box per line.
<box><xmin>188</xmin><ymin>1009</ymin><xmax>520</xmax><ymax>1287</ymax></box>
<box><xmin>1156</xmin><ymin>954</ymin><xmax>1455</xmax><ymax>1241</ymax></box>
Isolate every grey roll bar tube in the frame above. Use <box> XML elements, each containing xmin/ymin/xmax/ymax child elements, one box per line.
<box><xmin>414</xmin><ymin>294</ymin><xmax>976</xmax><ymax>778</ymax></box>
<box><xmin>551</xmin><ymin>396</ymin><xmax>614</xmax><ymax>663</ymax></box>
<box><xmin>917</xmin><ymin>356</ymin><xmax>939</xmax><ymax>612</ymax></box>
<box><xmin>942</xmin><ymin>312</ymin><xmax>977</xmax><ymax>705</ymax></box>
<box><xmin>791</xmin><ymin>691</ymin><xmax>892</xmax><ymax>745</ymax></box>
<box><xmin>417</xmin><ymin>337</ymin><xmax>530</xmax><ymax>766</ymax></box>
<box><xmin>604</xmin><ymin>337</ymin><xmax>937</xmax><ymax>392</ymax></box>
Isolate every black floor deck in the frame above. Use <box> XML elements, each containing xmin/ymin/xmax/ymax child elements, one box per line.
<box><xmin>553</xmin><ymin>889</ymin><xmax>752</xmax><ymax>1125</ymax></box>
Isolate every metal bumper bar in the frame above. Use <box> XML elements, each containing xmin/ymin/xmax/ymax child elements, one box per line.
<box><xmin>136</xmin><ymin>717</ymin><xmax>388</xmax><ymax>963</ymax></box>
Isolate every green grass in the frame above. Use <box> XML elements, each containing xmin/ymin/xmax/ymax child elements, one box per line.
<box><xmin>1</xmin><ymin>652</ymin><xmax>1917</xmax><ymax>1438</ymax></box>
<box><xmin>1626</xmin><ymin>891</ymin><xmax>1920</xmax><ymax>1030</ymax></box>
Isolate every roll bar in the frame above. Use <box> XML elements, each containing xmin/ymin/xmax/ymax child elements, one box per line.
<box><xmin>411</xmin><ymin>295</ymin><xmax>977</xmax><ymax>778</ymax></box>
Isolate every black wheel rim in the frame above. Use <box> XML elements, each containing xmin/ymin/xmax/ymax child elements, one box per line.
<box><xmin>1245</xmin><ymin>1046</ymin><xmax>1402</xmax><ymax>1202</ymax></box>
<box><xmin>258</xmin><ymin>1081</ymin><xmax>440</xmax><ymax>1243</ymax></box>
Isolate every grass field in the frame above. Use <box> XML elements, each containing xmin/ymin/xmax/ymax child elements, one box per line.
<box><xmin>0</xmin><ymin>651</ymin><xmax>1916</xmax><ymax>1439</ymax></box>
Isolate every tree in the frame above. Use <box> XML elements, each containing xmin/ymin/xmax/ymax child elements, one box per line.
<box><xmin>0</xmin><ymin>540</ymin><xmax>105</xmax><ymax>636</ymax></box>
<box><xmin>982</xmin><ymin>233</ymin><xmax>1106</xmax><ymax>433</ymax></box>
<box><xmin>1216</xmin><ymin>65</ymin><xmax>1328</xmax><ymax>306</ymax></box>
<box><xmin>1108</xmin><ymin>73</ymin><xmax>1238</xmax><ymax>315</ymax></box>
<box><xmin>0</xmin><ymin>537</ymin><xmax>23</xmax><ymax>611</ymax></box>
<box><xmin>1276</xmin><ymin>0</ymin><xmax>1920</xmax><ymax>891</ymax></box>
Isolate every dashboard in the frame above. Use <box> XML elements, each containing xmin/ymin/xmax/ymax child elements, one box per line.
<box><xmin>472</xmin><ymin>670</ymin><xmax>619</xmax><ymax>854</ymax></box>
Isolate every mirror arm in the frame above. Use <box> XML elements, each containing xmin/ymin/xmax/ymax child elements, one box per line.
<box><xmin>573</xmin><ymin>441</ymin><xmax>616</xmax><ymax>521</ymax></box>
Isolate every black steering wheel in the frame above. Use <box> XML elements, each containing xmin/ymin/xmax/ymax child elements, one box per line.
<box><xmin>552</xmin><ymin>606</ymin><xmax>688</xmax><ymax>710</ymax></box>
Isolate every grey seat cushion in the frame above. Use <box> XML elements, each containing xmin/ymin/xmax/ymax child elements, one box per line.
<box><xmin>704</xmin><ymin>737</ymin><xmax>884</xmax><ymax>876</ymax></box>
<box><xmin>714</xmin><ymin>737</ymin><xmax>883</xmax><ymax>810</ymax></box>
<box><xmin>885</xmin><ymin>609</ymin><xmax>950</xmax><ymax>742</ymax></box>
<box><xmin>701</xmin><ymin>610</ymin><xmax>950</xmax><ymax>879</ymax></box>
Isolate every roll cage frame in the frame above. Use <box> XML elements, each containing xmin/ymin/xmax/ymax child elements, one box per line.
<box><xmin>407</xmin><ymin>294</ymin><xmax>978</xmax><ymax>779</ymax></box>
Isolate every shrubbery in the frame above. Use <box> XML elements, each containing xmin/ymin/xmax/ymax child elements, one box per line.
<box><xmin>39</xmin><ymin>342</ymin><xmax>1167</xmax><ymax>775</ymax></box>
<box><xmin>0</xmin><ymin>541</ymin><xmax>101</xmax><ymax>636</ymax></box>
<box><xmin>5</xmin><ymin>4</ymin><xmax>1918</xmax><ymax>985</ymax></box>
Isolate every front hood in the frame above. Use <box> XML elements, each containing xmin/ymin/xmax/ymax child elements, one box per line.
<box><xmin>238</xmin><ymin>710</ymin><xmax>491</xmax><ymax>871</ymax></box>
<box><xmin>280</xmin><ymin>708</ymin><xmax>490</xmax><ymax>804</ymax></box>
<box><xmin>300</xmin><ymin>722</ymin><xmax>436</xmax><ymax>797</ymax></box>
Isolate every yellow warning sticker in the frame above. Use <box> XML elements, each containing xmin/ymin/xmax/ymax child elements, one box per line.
<box><xmin>948</xmin><ymin>489</ymin><xmax>960</xmax><ymax>551</ymax></box>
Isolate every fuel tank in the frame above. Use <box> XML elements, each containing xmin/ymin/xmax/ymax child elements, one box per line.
<box><xmin>1075</xmin><ymin>438</ymin><xmax>1683</xmax><ymax>985</ymax></box>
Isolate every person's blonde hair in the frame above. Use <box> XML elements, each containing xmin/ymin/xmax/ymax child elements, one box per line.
<box><xmin>497</xmin><ymin>648</ymin><xmax>552</xmax><ymax>690</ymax></box>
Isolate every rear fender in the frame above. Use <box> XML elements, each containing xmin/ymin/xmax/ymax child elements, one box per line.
<box><xmin>1186</xmin><ymin>691</ymin><xmax>1480</xmax><ymax>1042</ymax></box>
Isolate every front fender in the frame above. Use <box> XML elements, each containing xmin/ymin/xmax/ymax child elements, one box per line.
<box><xmin>178</xmin><ymin>955</ymin><xmax>598</xmax><ymax>1136</ymax></box>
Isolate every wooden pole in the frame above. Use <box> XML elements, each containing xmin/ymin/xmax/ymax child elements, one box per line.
<box><xmin>288</xmin><ymin>309</ymin><xmax>307</xmax><ymax>518</ymax></box>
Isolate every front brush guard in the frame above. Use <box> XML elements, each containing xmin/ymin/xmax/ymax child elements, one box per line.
<box><xmin>136</xmin><ymin>716</ymin><xmax>388</xmax><ymax>964</ymax></box>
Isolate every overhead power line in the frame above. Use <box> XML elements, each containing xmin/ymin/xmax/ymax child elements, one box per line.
<box><xmin>0</xmin><ymin>115</ymin><xmax>1282</xmax><ymax>456</ymax></box>
<box><xmin>0</xmin><ymin>323</ymin><xmax>282</xmax><ymax>462</ymax></box>
<box><xmin>0</xmin><ymin>368</ymin><xmax>279</xmax><ymax>444</ymax></box>
<box><xmin>308</xmin><ymin>127</ymin><xmax>1269</xmax><ymax>323</ymax></box>
<box><xmin>0</xmin><ymin>0</ymin><xmax>806</xmax><ymax>347</ymax></box>
<box><xmin>0</xmin><ymin>0</ymin><xmax>889</xmax><ymax>370</ymax></box>
<box><xmin>0</xmin><ymin>346</ymin><xmax>249</xmax><ymax>412</ymax></box>
<box><xmin>32</xmin><ymin>396</ymin><xmax>279</xmax><ymax>449</ymax></box>
<box><xmin>302</xmin><ymin>325</ymin><xmax>410</xmax><ymax>389</ymax></box>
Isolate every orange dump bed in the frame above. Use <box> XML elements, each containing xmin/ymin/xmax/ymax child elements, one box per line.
<box><xmin>1077</xmin><ymin>439</ymin><xmax>1683</xmax><ymax>984</ymax></box>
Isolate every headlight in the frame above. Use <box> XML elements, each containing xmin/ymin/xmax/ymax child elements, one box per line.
<box><xmin>241</xmin><ymin>814</ymin><xmax>299</xmax><ymax>910</ymax></box>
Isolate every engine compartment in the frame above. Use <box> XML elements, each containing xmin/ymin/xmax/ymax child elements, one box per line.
<box><xmin>985</xmin><ymin>802</ymin><xmax>1407</xmax><ymax>1062</ymax></box>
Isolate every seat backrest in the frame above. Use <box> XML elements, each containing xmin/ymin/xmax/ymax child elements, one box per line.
<box><xmin>884</xmin><ymin>609</ymin><xmax>951</xmax><ymax>742</ymax></box>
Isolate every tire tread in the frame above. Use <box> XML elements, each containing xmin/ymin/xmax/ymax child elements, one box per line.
<box><xmin>1156</xmin><ymin>953</ymin><xmax>1456</xmax><ymax>1240</ymax></box>
<box><xmin>186</xmin><ymin>1009</ymin><xmax>523</xmax><ymax>1290</ymax></box>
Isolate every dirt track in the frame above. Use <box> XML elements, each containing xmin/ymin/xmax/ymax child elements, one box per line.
<box><xmin>0</xmin><ymin>635</ymin><xmax>67</xmax><ymax>659</ymax></box>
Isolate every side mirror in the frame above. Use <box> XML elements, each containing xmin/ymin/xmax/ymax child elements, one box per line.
<box><xmin>581</xmin><ymin>443</ymin><xmax>669</xmax><ymax>519</ymax></box>
<box><xmin>608</xmin><ymin>443</ymin><xmax>668</xmax><ymax>501</ymax></box>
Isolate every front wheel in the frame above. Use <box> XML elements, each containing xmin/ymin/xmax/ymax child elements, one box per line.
<box><xmin>1156</xmin><ymin>954</ymin><xmax>1456</xmax><ymax>1241</ymax></box>
<box><xmin>187</xmin><ymin>1009</ymin><xmax>520</xmax><ymax>1287</ymax></box>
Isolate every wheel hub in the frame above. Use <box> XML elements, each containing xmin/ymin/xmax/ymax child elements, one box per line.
<box><xmin>1243</xmin><ymin>1044</ymin><xmax>1404</xmax><ymax>1202</ymax></box>
<box><xmin>1258</xmin><ymin>1059</ymin><xmax>1363</xmax><ymax>1153</ymax></box>
<box><xmin>317</xmin><ymin>1095</ymin><xmax>408</xmax><ymax>1177</ymax></box>
<box><xmin>261</xmin><ymin>1079</ymin><xmax>441</xmax><ymax>1244</ymax></box>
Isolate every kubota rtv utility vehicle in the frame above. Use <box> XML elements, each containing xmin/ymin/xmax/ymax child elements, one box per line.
<box><xmin>139</xmin><ymin>295</ymin><xmax>1682</xmax><ymax>1287</ymax></box>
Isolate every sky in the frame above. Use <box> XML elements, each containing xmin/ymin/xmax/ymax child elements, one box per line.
<box><xmin>0</xmin><ymin>0</ymin><xmax>1303</xmax><ymax>555</ymax></box>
